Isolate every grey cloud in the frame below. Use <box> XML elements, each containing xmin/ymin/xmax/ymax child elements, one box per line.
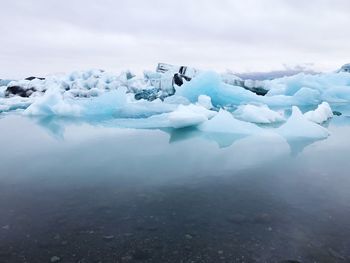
<box><xmin>1</xmin><ymin>0</ymin><xmax>349</xmax><ymax>78</ymax></box>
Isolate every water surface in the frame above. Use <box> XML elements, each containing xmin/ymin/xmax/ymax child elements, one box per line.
<box><xmin>1</xmin><ymin>114</ymin><xmax>350</xmax><ymax>262</ymax></box>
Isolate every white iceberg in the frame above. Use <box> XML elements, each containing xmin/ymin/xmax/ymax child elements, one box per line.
<box><xmin>196</xmin><ymin>95</ymin><xmax>213</xmax><ymax>110</ymax></box>
<box><xmin>234</xmin><ymin>104</ymin><xmax>285</xmax><ymax>124</ymax></box>
<box><xmin>24</xmin><ymin>88</ymin><xmax>83</xmax><ymax>116</ymax></box>
<box><xmin>277</xmin><ymin>106</ymin><xmax>330</xmax><ymax>139</ymax></box>
<box><xmin>111</xmin><ymin>103</ymin><xmax>216</xmax><ymax>129</ymax></box>
<box><xmin>198</xmin><ymin>109</ymin><xmax>263</xmax><ymax>135</ymax></box>
<box><xmin>166</xmin><ymin>104</ymin><xmax>216</xmax><ymax>128</ymax></box>
<box><xmin>304</xmin><ymin>102</ymin><xmax>333</xmax><ymax>124</ymax></box>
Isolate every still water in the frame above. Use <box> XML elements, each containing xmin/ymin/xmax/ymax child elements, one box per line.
<box><xmin>1</xmin><ymin>114</ymin><xmax>350</xmax><ymax>263</ymax></box>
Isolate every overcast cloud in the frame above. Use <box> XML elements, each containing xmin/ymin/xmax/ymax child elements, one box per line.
<box><xmin>1</xmin><ymin>0</ymin><xmax>349</xmax><ymax>78</ymax></box>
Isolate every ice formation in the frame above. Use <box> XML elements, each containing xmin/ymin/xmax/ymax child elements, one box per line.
<box><xmin>24</xmin><ymin>88</ymin><xmax>83</xmax><ymax>116</ymax></box>
<box><xmin>196</xmin><ymin>95</ymin><xmax>213</xmax><ymax>110</ymax></box>
<box><xmin>304</xmin><ymin>102</ymin><xmax>333</xmax><ymax>124</ymax></box>
<box><xmin>111</xmin><ymin>104</ymin><xmax>216</xmax><ymax>129</ymax></box>
<box><xmin>1</xmin><ymin>63</ymin><xmax>349</xmax><ymax>139</ymax></box>
<box><xmin>233</xmin><ymin>104</ymin><xmax>285</xmax><ymax>124</ymax></box>
<box><xmin>198</xmin><ymin>109</ymin><xmax>263</xmax><ymax>135</ymax></box>
<box><xmin>164</xmin><ymin>104</ymin><xmax>216</xmax><ymax>128</ymax></box>
<box><xmin>277</xmin><ymin>106</ymin><xmax>330</xmax><ymax>139</ymax></box>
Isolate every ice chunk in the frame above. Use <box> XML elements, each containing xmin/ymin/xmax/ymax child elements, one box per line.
<box><xmin>0</xmin><ymin>96</ymin><xmax>33</xmax><ymax>113</ymax></box>
<box><xmin>304</xmin><ymin>102</ymin><xmax>333</xmax><ymax>124</ymax></box>
<box><xmin>339</xmin><ymin>63</ymin><xmax>350</xmax><ymax>73</ymax></box>
<box><xmin>0</xmin><ymin>79</ymin><xmax>13</xmax><ymax>87</ymax></box>
<box><xmin>24</xmin><ymin>88</ymin><xmax>82</xmax><ymax>116</ymax></box>
<box><xmin>196</xmin><ymin>95</ymin><xmax>213</xmax><ymax>110</ymax></box>
<box><xmin>264</xmin><ymin>72</ymin><xmax>350</xmax><ymax>98</ymax></box>
<box><xmin>0</xmin><ymin>86</ymin><xmax>6</xmax><ymax>98</ymax></box>
<box><xmin>277</xmin><ymin>106</ymin><xmax>330</xmax><ymax>139</ymax></box>
<box><xmin>166</xmin><ymin>105</ymin><xmax>212</xmax><ymax>128</ymax></box>
<box><xmin>163</xmin><ymin>95</ymin><xmax>191</xmax><ymax>105</ymax></box>
<box><xmin>199</xmin><ymin>109</ymin><xmax>263</xmax><ymax>134</ymax></box>
<box><xmin>220</xmin><ymin>72</ymin><xmax>244</xmax><ymax>86</ymax></box>
<box><xmin>82</xmin><ymin>88</ymin><xmax>128</xmax><ymax>116</ymax></box>
<box><xmin>234</xmin><ymin>104</ymin><xmax>285</xmax><ymax>124</ymax></box>
<box><xmin>112</xmin><ymin>104</ymin><xmax>216</xmax><ymax>129</ymax></box>
<box><xmin>177</xmin><ymin>71</ymin><xmax>262</xmax><ymax>106</ymax></box>
<box><xmin>176</xmin><ymin>71</ymin><xmax>318</xmax><ymax>107</ymax></box>
<box><xmin>322</xmin><ymin>86</ymin><xmax>350</xmax><ymax>103</ymax></box>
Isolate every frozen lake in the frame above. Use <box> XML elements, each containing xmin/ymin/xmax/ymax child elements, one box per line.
<box><xmin>1</xmin><ymin>113</ymin><xmax>350</xmax><ymax>262</ymax></box>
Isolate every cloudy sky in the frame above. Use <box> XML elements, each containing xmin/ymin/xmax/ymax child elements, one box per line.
<box><xmin>1</xmin><ymin>0</ymin><xmax>349</xmax><ymax>78</ymax></box>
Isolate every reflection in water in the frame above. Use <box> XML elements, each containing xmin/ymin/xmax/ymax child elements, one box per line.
<box><xmin>284</xmin><ymin>137</ymin><xmax>327</xmax><ymax>157</ymax></box>
<box><xmin>36</xmin><ymin>116</ymin><xmax>66</xmax><ymax>139</ymax></box>
<box><xmin>32</xmin><ymin>115</ymin><xmax>329</xmax><ymax>157</ymax></box>
<box><xmin>1</xmin><ymin>115</ymin><xmax>350</xmax><ymax>262</ymax></box>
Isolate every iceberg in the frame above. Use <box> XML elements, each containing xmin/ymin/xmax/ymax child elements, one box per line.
<box><xmin>198</xmin><ymin>109</ymin><xmax>263</xmax><ymax>135</ymax></box>
<box><xmin>196</xmin><ymin>95</ymin><xmax>214</xmax><ymax>110</ymax></box>
<box><xmin>277</xmin><ymin>106</ymin><xmax>330</xmax><ymax>139</ymax></box>
<box><xmin>110</xmin><ymin>103</ymin><xmax>216</xmax><ymax>129</ymax></box>
<box><xmin>234</xmin><ymin>104</ymin><xmax>285</xmax><ymax>124</ymax></box>
<box><xmin>166</xmin><ymin>104</ymin><xmax>215</xmax><ymax>128</ymax></box>
<box><xmin>263</xmin><ymin>72</ymin><xmax>350</xmax><ymax>101</ymax></box>
<box><xmin>339</xmin><ymin>63</ymin><xmax>350</xmax><ymax>73</ymax></box>
<box><xmin>2</xmin><ymin>64</ymin><xmax>350</xmax><ymax>141</ymax></box>
<box><xmin>176</xmin><ymin>71</ymin><xmax>262</xmax><ymax>106</ymax></box>
<box><xmin>304</xmin><ymin>102</ymin><xmax>333</xmax><ymax>124</ymax></box>
<box><xmin>24</xmin><ymin>88</ymin><xmax>83</xmax><ymax>116</ymax></box>
<box><xmin>176</xmin><ymin>71</ymin><xmax>340</xmax><ymax>107</ymax></box>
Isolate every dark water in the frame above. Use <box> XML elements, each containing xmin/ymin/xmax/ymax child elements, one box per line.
<box><xmin>1</xmin><ymin>115</ymin><xmax>350</xmax><ymax>263</ymax></box>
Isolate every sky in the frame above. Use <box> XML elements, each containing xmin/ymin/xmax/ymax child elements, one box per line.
<box><xmin>1</xmin><ymin>0</ymin><xmax>350</xmax><ymax>78</ymax></box>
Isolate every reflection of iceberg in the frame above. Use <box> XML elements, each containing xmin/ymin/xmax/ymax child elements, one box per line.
<box><xmin>31</xmin><ymin>113</ymin><xmax>328</xmax><ymax>159</ymax></box>
<box><xmin>30</xmin><ymin>105</ymin><xmax>331</xmax><ymax>154</ymax></box>
<box><xmin>165</xmin><ymin>127</ymin><xmax>247</xmax><ymax>149</ymax></box>
<box><xmin>201</xmin><ymin>132</ymin><xmax>248</xmax><ymax>148</ymax></box>
<box><xmin>165</xmin><ymin>127</ymin><xmax>202</xmax><ymax>144</ymax></box>
<box><xmin>35</xmin><ymin>116</ymin><xmax>66</xmax><ymax>140</ymax></box>
<box><xmin>285</xmin><ymin>137</ymin><xmax>327</xmax><ymax>157</ymax></box>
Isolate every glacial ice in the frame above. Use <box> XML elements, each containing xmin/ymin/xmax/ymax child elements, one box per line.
<box><xmin>24</xmin><ymin>88</ymin><xmax>83</xmax><ymax>116</ymax></box>
<box><xmin>176</xmin><ymin>71</ymin><xmax>341</xmax><ymax>107</ymax></box>
<box><xmin>198</xmin><ymin>109</ymin><xmax>263</xmax><ymax>135</ymax></box>
<box><xmin>1</xmin><ymin>65</ymin><xmax>350</xmax><ymax>140</ymax></box>
<box><xmin>304</xmin><ymin>102</ymin><xmax>333</xmax><ymax>124</ymax></box>
<box><xmin>234</xmin><ymin>104</ymin><xmax>285</xmax><ymax>124</ymax></box>
<box><xmin>196</xmin><ymin>95</ymin><xmax>213</xmax><ymax>110</ymax></box>
<box><xmin>165</xmin><ymin>104</ymin><xmax>216</xmax><ymax>128</ymax></box>
<box><xmin>110</xmin><ymin>103</ymin><xmax>216</xmax><ymax>129</ymax></box>
<box><xmin>277</xmin><ymin>106</ymin><xmax>330</xmax><ymax>139</ymax></box>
